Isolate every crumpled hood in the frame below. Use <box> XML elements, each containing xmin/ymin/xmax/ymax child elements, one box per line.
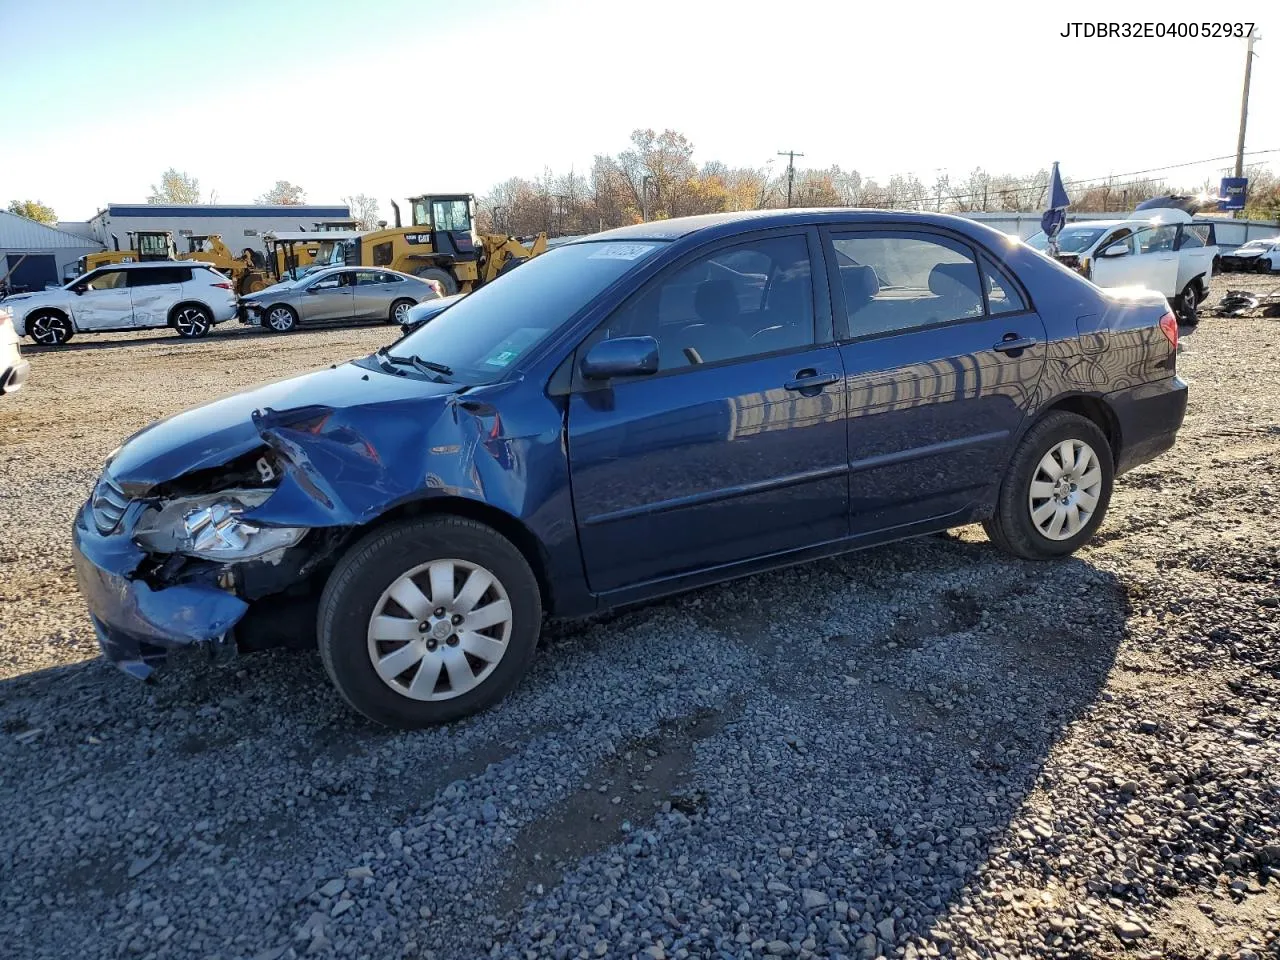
<box><xmin>109</xmin><ymin>361</ymin><xmax>461</xmax><ymax>489</ymax></box>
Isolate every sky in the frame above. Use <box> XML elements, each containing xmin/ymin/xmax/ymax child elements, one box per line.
<box><xmin>0</xmin><ymin>0</ymin><xmax>1274</xmax><ymax>222</ymax></box>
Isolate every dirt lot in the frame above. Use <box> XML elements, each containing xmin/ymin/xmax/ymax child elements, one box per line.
<box><xmin>1</xmin><ymin>278</ymin><xmax>1279</xmax><ymax>960</ymax></box>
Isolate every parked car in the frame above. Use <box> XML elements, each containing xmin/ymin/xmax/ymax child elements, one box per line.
<box><xmin>5</xmin><ymin>262</ymin><xmax>237</xmax><ymax>346</ymax></box>
<box><xmin>399</xmin><ymin>293</ymin><xmax>463</xmax><ymax>335</ymax></box>
<box><xmin>1026</xmin><ymin>209</ymin><xmax>1216</xmax><ymax>322</ymax></box>
<box><xmin>1219</xmin><ymin>237</ymin><xmax>1280</xmax><ymax>273</ymax></box>
<box><xmin>0</xmin><ymin>304</ymin><xmax>30</xmax><ymax>395</ymax></box>
<box><xmin>73</xmin><ymin>210</ymin><xmax>1186</xmax><ymax>727</ymax></box>
<box><xmin>239</xmin><ymin>266</ymin><xmax>442</xmax><ymax>332</ymax></box>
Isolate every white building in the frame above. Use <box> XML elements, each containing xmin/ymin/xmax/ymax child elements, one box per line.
<box><xmin>76</xmin><ymin>202</ymin><xmax>354</xmax><ymax>258</ymax></box>
<box><xmin>0</xmin><ymin>212</ymin><xmax>104</xmax><ymax>292</ymax></box>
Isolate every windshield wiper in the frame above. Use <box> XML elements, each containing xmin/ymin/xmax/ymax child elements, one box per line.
<box><xmin>375</xmin><ymin>346</ymin><xmax>453</xmax><ymax>379</ymax></box>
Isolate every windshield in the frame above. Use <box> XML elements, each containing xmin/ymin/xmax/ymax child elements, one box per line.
<box><xmin>1025</xmin><ymin>226</ymin><xmax>1107</xmax><ymax>254</ymax></box>
<box><xmin>391</xmin><ymin>240</ymin><xmax>667</xmax><ymax>382</ymax></box>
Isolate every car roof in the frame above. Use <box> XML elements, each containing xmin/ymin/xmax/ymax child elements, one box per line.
<box><xmin>574</xmin><ymin>208</ymin><xmax>1038</xmax><ymax>244</ymax></box>
<box><xmin>94</xmin><ymin>260</ymin><xmax>213</xmax><ymax>270</ymax></box>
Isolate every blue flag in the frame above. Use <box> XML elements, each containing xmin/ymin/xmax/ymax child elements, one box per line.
<box><xmin>1041</xmin><ymin>162</ymin><xmax>1070</xmax><ymax>239</ymax></box>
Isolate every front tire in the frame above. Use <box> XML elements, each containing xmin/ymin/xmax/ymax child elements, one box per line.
<box><xmin>1175</xmin><ymin>282</ymin><xmax>1200</xmax><ymax>327</ymax></box>
<box><xmin>27</xmin><ymin>310</ymin><xmax>73</xmax><ymax>346</ymax></box>
<box><xmin>318</xmin><ymin>516</ymin><xmax>542</xmax><ymax>728</ymax></box>
<box><xmin>983</xmin><ymin>411</ymin><xmax>1114</xmax><ymax>559</ymax></box>
<box><xmin>264</xmin><ymin>304</ymin><xmax>298</xmax><ymax>333</ymax></box>
<box><xmin>172</xmin><ymin>304</ymin><xmax>213</xmax><ymax>338</ymax></box>
<box><xmin>390</xmin><ymin>298</ymin><xmax>415</xmax><ymax>325</ymax></box>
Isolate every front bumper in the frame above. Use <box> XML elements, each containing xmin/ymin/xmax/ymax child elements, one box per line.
<box><xmin>1108</xmin><ymin>376</ymin><xmax>1188</xmax><ymax>476</ymax></box>
<box><xmin>1220</xmin><ymin>254</ymin><xmax>1264</xmax><ymax>272</ymax></box>
<box><xmin>238</xmin><ymin>302</ymin><xmax>264</xmax><ymax>325</ymax></box>
<box><xmin>71</xmin><ymin>501</ymin><xmax>249</xmax><ymax>679</ymax></box>
<box><xmin>2</xmin><ymin>358</ymin><xmax>29</xmax><ymax>394</ymax></box>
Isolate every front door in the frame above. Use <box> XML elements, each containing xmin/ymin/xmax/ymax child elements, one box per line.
<box><xmin>300</xmin><ymin>270</ymin><xmax>355</xmax><ymax>321</ymax></box>
<box><xmin>127</xmin><ymin>266</ymin><xmax>187</xmax><ymax>328</ymax></box>
<box><xmin>567</xmin><ymin>231</ymin><xmax>849</xmax><ymax>595</ymax></box>
<box><xmin>1091</xmin><ymin>224</ymin><xmax>1179</xmax><ymax>296</ymax></box>
<box><xmin>72</xmin><ymin>268</ymin><xmax>134</xmax><ymax>330</ymax></box>
<box><xmin>823</xmin><ymin>228</ymin><xmax>1047</xmax><ymax>535</ymax></box>
<box><xmin>353</xmin><ymin>270</ymin><xmax>390</xmax><ymax>319</ymax></box>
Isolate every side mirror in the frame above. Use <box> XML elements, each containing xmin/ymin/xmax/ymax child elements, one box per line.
<box><xmin>581</xmin><ymin>336</ymin><xmax>660</xmax><ymax>380</ymax></box>
<box><xmin>1098</xmin><ymin>242</ymin><xmax>1129</xmax><ymax>258</ymax></box>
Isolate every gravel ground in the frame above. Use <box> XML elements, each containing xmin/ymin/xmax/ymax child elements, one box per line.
<box><xmin>1</xmin><ymin>277</ymin><xmax>1278</xmax><ymax>960</ymax></box>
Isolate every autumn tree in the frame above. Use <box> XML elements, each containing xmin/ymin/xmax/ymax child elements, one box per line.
<box><xmin>148</xmin><ymin>168</ymin><xmax>202</xmax><ymax>204</ymax></box>
<box><xmin>343</xmin><ymin>193</ymin><xmax>381</xmax><ymax>230</ymax></box>
<box><xmin>257</xmin><ymin>181</ymin><xmax>306</xmax><ymax>205</ymax></box>
<box><xmin>6</xmin><ymin>199</ymin><xmax>57</xmax><ymax>224</ymax></box>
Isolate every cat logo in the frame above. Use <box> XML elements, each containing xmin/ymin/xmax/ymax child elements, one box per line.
<box><xmin>404</xmin><ymin>233</ymin><xmax>432</xmax><ymax>245</ymax></box>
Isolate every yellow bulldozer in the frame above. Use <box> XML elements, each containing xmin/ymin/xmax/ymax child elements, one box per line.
<box><xmin>320</xmin><ymin>193</ymin><xmax>547</xmax><ymax>295</ymax></box>
<box><xmin>81</xmin><ymin>230</ymin><xmax>178</xmax><ymax>273</ymax></box>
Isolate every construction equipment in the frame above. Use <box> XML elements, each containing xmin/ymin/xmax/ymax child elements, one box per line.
<box><xmin>263</xmin><ymin>230</ymin><xmax>363</xmax><ymax>281</ymax></box>
<box><xmin>80</xmin><ymin>231</ymin><xmax>178</xmax><ymax>273</ymax></box>
<box><xmin>177</xmin><ymin>235</ymin><xmax>273</xmax><ymax>295</ymax></box>
<box><xmin>324</xmin><ymin>193</ymin><xmax>547</xmax><ymax>295</ymax></box>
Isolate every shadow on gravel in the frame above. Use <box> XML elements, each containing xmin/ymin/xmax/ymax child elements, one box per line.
<box><xmin>20</xmin><ymin>319</ymin><xmax>393</xmax><ymax>355</ymax></box>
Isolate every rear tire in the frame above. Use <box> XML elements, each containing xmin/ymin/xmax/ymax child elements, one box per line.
<box><xmin>1175</xmin><ymin>282</ymin><xmax>1200</xmax><ymax>327</ymax></box>
<box><xmin>414</xmin><ymin>266</ymin><xmax>458</xmax><ymax>296</ymax></box>
<box><xmin>318</xmin><ymin>516</ymin><xmax>542</xmax><ymax>728</ymax></box>
<box><xmin>389</xmin><ymin>298</ymin><xmax>415</xmax><ymax>325</ymax></box>
<box><xmin>27</xmin><ymin>310</ymin><xmax>73</xmax><ymax>346</ymax></box>
<box><xmin>982</xmin><ymin>411</ymin><xmax>1114</xmax><ymax>560</ymax></box>
<box><xmin>171</xmin><ymin>304</ymin><xmax>213</xmax><ymax>338</ymax></box>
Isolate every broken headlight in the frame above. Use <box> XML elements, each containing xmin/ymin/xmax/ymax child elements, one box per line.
<box><xmin>133</xmin><ymin>489</ymin><xmax>306</xmax><ymax>561</ymax></box>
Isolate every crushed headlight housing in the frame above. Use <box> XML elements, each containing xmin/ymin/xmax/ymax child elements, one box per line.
<box><xmin>133</xmin><ymin>489</ymin><xmax>306</xmax><ymax>561</ymax></box>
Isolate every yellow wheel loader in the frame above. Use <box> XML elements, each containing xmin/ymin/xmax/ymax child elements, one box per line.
<box><xmin>324</xmin><ymin>193</ymin><xmax>547</xmax><ymax>295</ymax></box>
<box><xmin>177</xmin><ymin>235</ymin><xmax>273</xmax><ymax>295</ymax></box>
<box><xmin>81</xmin><ymin>231</ymin><xmax>178</xmax><ymax>273</ymax></box>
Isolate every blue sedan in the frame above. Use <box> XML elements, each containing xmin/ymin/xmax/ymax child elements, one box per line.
<box><xmin>72</xmin><ymin>210</ymin><xmax>1187</xmax><ymax>727</ymax></box>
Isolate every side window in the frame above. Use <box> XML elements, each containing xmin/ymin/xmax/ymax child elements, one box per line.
<box><xmin>1135</xmin><ymin>224</ymin><xmax>1177</xmax><ymax>254</ymax></box>
<box><xmin>831</xmin><ymin>232</ymin><xmax>983</xmax><ymax>339</ymax></box>
<box><xmin>1099</xmin><ymin>229</ymin><xmax>1135</xmax><ymax>255</ymax></box>
<box><xmin>373</xmin><ymin>242</ymin><xmax>393</xmax><ymax>266</ymax></box>
<box><xmin>601</xmin><ymin>235</ymin><xmax>814</xmax><ymax>372</ymax></box>
<box><xmin>980</xmin><ymin>256</ymin><xmax>1026</xmax><ymax>315</ymax></box>
<box><xmin>1176</xmin><ymin>224</ymin><xmax>1212</xmax><ymax>250</ymax></box>
<box><xmin>355</xmin><ymin>271</ymin><xmax>383</xmax><ymax>286</ymax></box>
<box><xmin>84</xmin><ymin>270</ymin><xmax>126</xmax><ymax>291</ymax></box>
<box><xmin>129</xmin><ymin>267</ymin><xmax>189</xmax><ymax>287</ymax></box>
<box><xmin>382</xmin><ymin>273</ymin><xmax>403</xmax><ymax>284</ymax></box>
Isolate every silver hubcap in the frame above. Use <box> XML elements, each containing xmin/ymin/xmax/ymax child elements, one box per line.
<box><xmin>394</xmin><ymin>302</ymin><xmax>410</xmax><ymax>321</ymax></box>
<box><xmin>268</xmin><ymin>308</ymin><xmax>293</xmax><ymax>331</ymax></box>
<box><xmin>175</xmin><ymin>308</ymin><xmax>208</xmax><ymax>335</ymax></box>
<box><xmin>31</xmin><ymin>316</ymin><xmax>67</xmax><ymax>344</ymax></box>
<box><xmin>1029</xmin><ymin>439</ymin><xmax>1103</xmax><ymax>541</ymax></box>
<box><xmin>366</xmin><ymin>558</ymin><xmax>512</xmax><ymax>702</ymax></box>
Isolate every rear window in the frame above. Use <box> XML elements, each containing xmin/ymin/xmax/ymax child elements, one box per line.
<box><xmin>128</xmin><ymin>267</ymin><xmax>192</xmax><ymax>287</ymax></box>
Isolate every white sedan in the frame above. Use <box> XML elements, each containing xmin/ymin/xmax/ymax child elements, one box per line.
<box><xmin>4</xmin><ymin>262</ymin><xmax>238</xmax><ymax>346</ymax></box>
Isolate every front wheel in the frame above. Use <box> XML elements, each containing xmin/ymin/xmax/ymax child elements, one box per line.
<box><xmin>27</xmin><ymin>310</ymin><xmax>73</xmax><ymax>346</ymax></box>
<box><xmin>318</xmin><ymin>516</ymin><xmax>542</xmax><ymax>728</ymax></box>
<box><xmin>172</xmin><ymin>304</ymin><xmax>213</xmax><ymax>338</ymax></box>
<box><xmin>264</xmin><ymin>305</ymin><xmax>298</xmax><ymax>333</ymax></box>
<box><xmin>414</xmin><ymin>266</ymin><xmax>458</xmax><ymax>297</ymax></box>
<box><xmin>983</xmin><ymin>411</ymin><xmax>1114</xmax><ymax>559</ymax></box>
<box><xmin>1176</xmin><ymin>282</ymin><xmax>1200</xmax><ymax>327</ymax></box>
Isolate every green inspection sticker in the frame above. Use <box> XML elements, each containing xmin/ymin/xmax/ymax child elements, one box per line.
<box><xmin>481</xmin><ymin>328</ymin><xmax>545</xmax><ymax>368</ymax></box>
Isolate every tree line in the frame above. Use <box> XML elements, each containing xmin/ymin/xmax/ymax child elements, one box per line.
<box><xmin>478</xmin><ymin>128</ymin><xmax>1280</xmax><ymax>237</ymax></box>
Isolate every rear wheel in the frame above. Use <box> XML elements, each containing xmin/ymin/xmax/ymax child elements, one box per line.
<box><xmin>390</xmin><ymin>298</ymin><xmax>415</xmax><ymax>325</ymax></box>
<box><xmin>1176</xmin><ymin>282</ymin><xmax>1200</xmax><ymax>327</ymax></box>
<box><xmin>983</xmin><ymin>411</ymin><xmax>1114</xmax><ymax>559</ymax></box>
<box><xmin>414</xmin><ymin>266</ymin><xmax>458</xmax><ymax>296</ymax></box>
<box><xmin>27</xmin><ymin>310</ymin><xmax>73</xmax><ymax>346</ymax></box>
<box><xmin>318</xmin><ymin>516</ymin><xmax>542</xmax><ymax>728</ymax></box>
<box><xmin>172</xmin><ymin>304</ymin><xmax>213</xmax><ymax>338</ymax></box>
<box><xmin>264</xmin><ymin>305</ymin><xmax>298</xmax><ymax>332</ymax></box>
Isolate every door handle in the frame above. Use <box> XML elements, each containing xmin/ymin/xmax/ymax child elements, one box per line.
<box><xmin>993</xmin><ymin>335</ymin><xmax>1038</xmax><ymax>353</ymax></box>
<box><xmin>784</xmin><ymin>370</ymin><xmax>839</xmax><ymax>391</ymax></box>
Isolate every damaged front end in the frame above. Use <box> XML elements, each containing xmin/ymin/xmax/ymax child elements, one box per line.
<box><xmin>73</xmin><ymin>443</ymin><xmax>346</xmax><ymax>678</ymax></box>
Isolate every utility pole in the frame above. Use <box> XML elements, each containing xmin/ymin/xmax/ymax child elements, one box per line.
<box><xmin>778</xmin><ymin>150</ymin><xmax>804</xmax><ymax>207</ymax></box>
<box><xmin>1233</xmin><ymin>29</ymin><xmax>1260</xmax><ymax>217</ymax></box>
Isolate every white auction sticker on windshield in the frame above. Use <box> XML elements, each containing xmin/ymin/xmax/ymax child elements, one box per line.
<box><xmin>587</xmin><ymin>243</ymin><xmax>656</xmax><ymax>260</ymax></box>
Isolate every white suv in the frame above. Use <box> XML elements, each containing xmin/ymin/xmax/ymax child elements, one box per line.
<box><xmin>3</xmin><ymin>262</ymin><xmax>238</xmax><ymax>346</ymax></box>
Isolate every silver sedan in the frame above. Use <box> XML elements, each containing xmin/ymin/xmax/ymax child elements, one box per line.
<box><xmin>240</xmin><ymin>266</ymin><xmax>443</xmax><ymax>332</ymax></box>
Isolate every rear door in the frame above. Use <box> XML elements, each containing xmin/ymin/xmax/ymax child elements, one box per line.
<box><xmin>1091</xmin><ymin>224</ymin><xmax>1179</xmax><ymax>296</ymax></box>
<box><xmin>823</xmin><ymin>227</ymin><xmax>1047</xmax><ymax>535</ymax></box>
<box><xmin>300</xmin><ymin>270</ymin><xmax>355</xmax><ymax>322</ymax></box>
<box><xmin>127</xmin><ymin>266</ymin><xmax>189</xmax><ymax>328</ymax></box>
<box><xmin>352</xmin><ymin>270</ymin><xmax>389</xmax><ymax>319</ymax></box>
<box><xmin>71</xmin><ymin>268</ymin><xmax>135</xmax><ymax>330</ymax></box>
<box><xmin>1175</xmin><ymin>222</ymin><xmax>1216</xmax><ymax>288</ymax></box>
<box><xmin>566</xmin><ymin>230</ymin><xmax>849</xmax><ymax>594</ymax></box>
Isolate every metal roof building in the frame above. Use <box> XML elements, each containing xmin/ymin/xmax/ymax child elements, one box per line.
<box><xmin>0</xmin><ymin>211</ymin><xmax>104</xmax><ymax>292</ymax></box>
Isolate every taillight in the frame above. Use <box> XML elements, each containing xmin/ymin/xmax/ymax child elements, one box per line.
<box><xmin>212</xmin><ymin>281</ymin><xmax>233</xmax><ymax>290</ymax></box>
<box><xmin>1158</xmin><ymin>310</ymin><xmax>1178</xmax><ymax>349</ymax></box>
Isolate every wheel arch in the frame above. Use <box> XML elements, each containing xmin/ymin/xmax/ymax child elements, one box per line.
<box><xmin>348</xmin><ymin>495</ymin><xmax>554</xmax><ymax>615</ymax></box>
<box><xmin>1035</xmin><ymin>393</ymin><xmax>1121</xmax><ymax>460</ymax></box>
<box><xmin>22</xmin><ymin>305</ymin><xmax>74</xmax><ymax>334</ymax></box>
<box><xmin>167</xmin><ymin>299</ymin><xmax>214</xmax><ymax>326</ymax></box>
